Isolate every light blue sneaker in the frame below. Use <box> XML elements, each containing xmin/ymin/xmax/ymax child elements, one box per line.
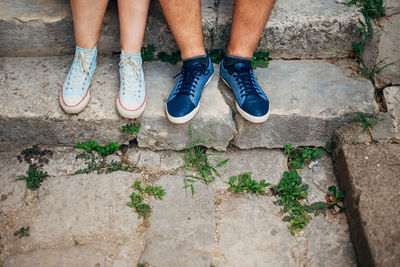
<box><xmin>166</xmin><ymin>55</ymin><xmax>214</xmax><ymax>124</ymax></box>
<box><xmin>117</xmin><ymin>50</ymin><xmax>146</xmax><ymax>119</ymax></box>
<box><xmin>60</xmin><ymin>46</ymin><xmax>97</xmax><ymax>114</ymax></box>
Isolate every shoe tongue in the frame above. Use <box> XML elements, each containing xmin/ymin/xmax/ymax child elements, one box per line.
<box><xmin>233</xmin><ymin>62</ymin><xmax>251</xmax><ymax>71</ymax></box>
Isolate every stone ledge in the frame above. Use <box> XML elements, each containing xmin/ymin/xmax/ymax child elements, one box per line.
<box><xmin>219</xmin><ymin>60</ymin><xmax>377</xmax><ymax>149</ymax></box>
<box><xmin>1</xmin><ymin>0</ymin><xmax>360</xmax><ymax>59</ymax></box>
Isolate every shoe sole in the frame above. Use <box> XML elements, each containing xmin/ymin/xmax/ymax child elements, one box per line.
<box><xmin>220</xmin><ymin>76</ymin><xmax>270</xmax><ymax>123</ymax></box>
<box><xmin>116</xmin><ymin>96</ymin><xmax>146</xmax><ymax>119</ymax></box>
<box><xmin>60</xmin><ymin>86</ymin><xmax>91</xmax><ymax>114</ymax></box>
<box><xmin>166</xmin><ymin>73</ymin><xmax>214</xmax><ymax>124</ymax></box>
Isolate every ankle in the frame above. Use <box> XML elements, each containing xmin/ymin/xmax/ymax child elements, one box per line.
<box><xmin>76</xmin><ymin>45</ymin><xmax>97</xmax><ymax>56</ymax></box>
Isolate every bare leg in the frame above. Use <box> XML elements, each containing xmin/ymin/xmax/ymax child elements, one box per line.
<box><xmin>118</xmin><ymin>0</ymin><xmax>150</xmax><ymax>54</ymax></box>
<box><xmin>158</xmin><ymin>0</ymin><xmax>205</xmax><ymax>59</ymax></box>
<box><xmin>70</xmin><ymin>0</ymin><xmax>109</xmax><ymax>49</ymax></box>
<box><xmin>227</xmin><ymin>0</ymin><xmax>275</xmax><ymax>58</ymax></box>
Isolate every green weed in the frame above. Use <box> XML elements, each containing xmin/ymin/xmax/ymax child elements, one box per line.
<box><xmin>16</xmin><ymin>168</ymin><xmax>48</xmax><ymax>190</ymax></box>
<box><xmin>207</xmin><ymin>49</ymin><xmax>225</xmax><ymax>64</ymax></box>
<box><xmin>284</xmin><ymin>144</ymin><xmax>323</xmax><ymax>170</ymax></box>
<box><xmin>351</xmin><ymin>112</ymin><xmax>379</xmax><ymax>132</ymax></box>
<box><xmin>127</xmin><ymin>180</ymin><xmax>166</xmax><ymax>218</ymax></box>
<box><xmin>76</xmin><ymin>141</ymin><xmax>120</xmax><ymax>157</ymax></box>
<box><xmin>181</xmin><ymin>126</ymin><xmax>229</xmax><ymax>195</ymax></box>
<box><xmin>75</xmin><ymin>153</ymin><xmax>137</xmax><ymax>175</ymax></box>
<box><xmin>227</xmin><ymin>172</ymin><xmax>270</xmax><ymax>195</ymax></box>
<box><xmin>251</xmin><ymin>51</ymin><xmax>270</xmax><ymax>69</ymax></box>
<box><xmin>141</xmin><ymin>44</ymin><xmax>156</xmax><ymax>61</ymax></box>
<box><xmin>158</xmin><ymin>51</ymin><xmax>182</xmax><ymax>65</ymax></box>
<box><xmin>122</xmin><ymin>122</ymin><xmax>141</xmax><ymax>135</ymax></box>
<box><xmin>14</xmin><ymin>227</ymin><xmax>30</xmax><ymax>238</ymax></box>
<box><xmin>325</xmin><ymin>141</ymin><xmax>333</xmax><ymax>154</ymax></box>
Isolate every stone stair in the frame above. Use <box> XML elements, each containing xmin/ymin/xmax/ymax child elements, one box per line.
<box><xmin>0</xmin><ymin>56</ymin><xmax>376</xmax><ymax>150</ymax></box>
<box><xmin>0</xmin><ymin>0</ymin><xmax>377</xmax><ymax>150</ymax></box>
<box><xmin>1</xmin><ymin>0</ymin><xmax>360</xmax><ymax>58</ymax></box>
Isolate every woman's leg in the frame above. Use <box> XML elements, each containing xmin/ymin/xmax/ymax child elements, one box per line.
<box><xmin>60</xmin><ymin>0</ymin><xmax>109</xmax><ymax>114</ymax></box>
<box><xmin>118</xmin><ymin>0</ymin><xmax>150</xmax><ymax>54</ymax></box>
<box><xmin>116</xmin><ymin>0</ymin><xmax>150</xmax><ymax>119</ymax></box>
<box><xmin>71</xmin><ymin>0</ymin><xmax>109</xmax><ymax>49</ymax></box>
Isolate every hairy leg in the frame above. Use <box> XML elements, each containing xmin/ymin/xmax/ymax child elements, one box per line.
<box><xmin>70</xmin><ymin>0</ymin><xmax>109</xmax><ymax>49</ymax></box>
<box><xmin>227</xmin><ymin>0</ymin><xmax>276</xmax><ymax>58</ymax></box>
<box><xmin>158</xmin><ymin>0</ymin><xmax>205</xmax><ymax>59</ymax></box>
<box><xmin>118</xmin><ymin>0</ymin><xmax>150</xmax><ymax>54</ymax></box>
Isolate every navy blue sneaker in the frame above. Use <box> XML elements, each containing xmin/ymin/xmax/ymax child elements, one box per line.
<box><xmin>166</xmin><ymin>56</ymin><xmax>214</xmax><ymax>124</ymax></box>
<box><xmin>220</xmin><ymin>58</ymin><xmax>270</xmax><ymax>123</ymax></box>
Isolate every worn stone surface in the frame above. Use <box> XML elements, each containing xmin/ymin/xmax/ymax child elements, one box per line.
<box><xmin>213</xmin><ymin>194</ymin><xmax>355</xmax><ymax>267</ymax></box>
<box><xmin>4</xmin><ymin>244</ymin><xmax>139</xmax><ymax>267</ymax></box>
<box><xmin>0</xmin><ymin>56</ymin><xmax>128</xmax><ymax>146</ymax></box>
<box><xmin>333</xmin><ymin>137</ymin><xmax>400</xmax><ymax>266</ymax></box>
<box><xmin>215</xmin><ymin>0</ymin><xmax>360</xmax><ymax>59</ymax></box>
<box><xmin>0</xmin><ymin>150</ymin><xmax>27</xmax><ymax>213</ymax></box>
<box><xmin>139</xmin><ymin>175</ymin><xmax>216</xmax><ymax>266</ymax></box>
<box><xmin>384</xmin><ymin>0</ymin><xmax>400</xmax><ymax>16</ymax></box>
<box><xmin>126</xmin><ymin>148</ymin><xmax>184</xmax><ymax>172</ymax></box>
<box><xmin>0</xmin><ymin>0</ymin><xmax>214</xmax><ymax>57</ymax></box>
<box><xmin>1</xmin><ymin>0</ymin><xmax>361</xmax><ymax>59</ymax></box>
<box><xmin>384</xmin><ymin>86</ymin><xmax>400</xmax><ymax>141</ymax></box>
<box><xmin>207</xmin><ymin>148</ymin><xmax>287</xmax><ymax>190</ymax></box>
<box><xmin>370</xmin><ymin>112</ymin><xmax>396</xmax><ymax>142</ymax></box>
<box><xmin>137</xmin><ymin>62</ymin><xmax>236</xmax><ymax>151</ymax></box>
<box><xmin>220</xmin><ymin>60</ymin><xmax>377</xmax><ymax>149</ymax></box>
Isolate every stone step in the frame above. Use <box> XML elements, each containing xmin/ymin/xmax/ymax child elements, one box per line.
<box><xmin>0</xmin><ymin>56</ymin><xmax>377</xmax><ymax>150</ymax></box>
<box><xmin>0</xmin><ymin>0</ymin><xmax>361</xmax><ymax>59</ymax></box>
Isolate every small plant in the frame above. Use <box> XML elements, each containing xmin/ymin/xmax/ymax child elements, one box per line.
<box><xmin>351</xmin><ymin>112</ymin><xmax>379</xmax><ymax>132</ymax></box>
<box><xmin>251</xmin><ymin>51</ymin><xmax>270</xmax><ymax>69</ymax></box>
<box><xmin>14</xmin><ymin>227</ymin><xmax>30</xmax><ymax>238</ymax></box>
<box><xmin>16</xmin><ymin>168</ymin><xmax>48</xmax><ymax>190</ymax></box>
<box><xmin>284</xmin><ymin>144</ymin><xmax>323</xmax><ymax>170</ymax></box>
<box><xmin>207</xmin><ymin>49</ymin><xmax>225</xmax><ymax>64</ymax></box>
<box><xmin>326</xmin><ymin>185</ymin><xmax>345</xmax><ymax>214</ymax></box>
<box><xmin>75</xmin><ymin>153</ymin><xmax>137</xmax><ymax>175</ymax></box>
<box><xmin>325</xmin><ymin>141</ymin><xmax>333</xmax><ymax>154</ymax></box>
<box><xmin>158</xmin><ymin>51</ymin><xmax>182</xmax><ymax>65</ymax></box>
<box><xmin>122</xmin><ymin>122</ymin><xmax>141</xmax><ymax>134</ymax></box>
<box><xmin>141</xmin><ymin>44</ymin><xmax>156</xmax><ymax>61</ymax></box>
<box><xmin>18</xmin><ymin>145</ymin><xmax>53</xmax><ymax>164</ymax></box>
<box><xmin>181</xmin><ymin>126</ymin><xmax>229</xmax><ymax>194</ymax></box>
<box><xmin>227</xmin><ymin>172</ymin><xmax>270</xmax><ymax>195</ymax></box>
<box><xmin>127</xmin><ymin>180</ymin><xmax>166</xmax><ymax>218</ymax></box>
<box><xmin>76</xmin><ymin>141</ymin><xmax>120</xmax><ymax>157</ymax></box>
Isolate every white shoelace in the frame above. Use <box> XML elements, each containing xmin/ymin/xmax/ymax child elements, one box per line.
<box><xmin>120</xmin><ymin>56</ymin><xmax>141</xmax><ymax>96</ymax></box>
<box><xmin>68</xmin><ymin>52</ymin><xmax>92</xmax><ymax>90</ymax></box>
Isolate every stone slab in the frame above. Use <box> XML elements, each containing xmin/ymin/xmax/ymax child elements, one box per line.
<box><xmin>1</xmin><ymin>0</ymin><xmax>361</xmax><ymax>59</ymax></box>
<box><xmin>333</xmin><ymin>141</ymin><xmax>400</xmax><ymax>266</ymax></box>
<box><xmin>139</xmin><ymin>175</ymin><xmax>216</xmax><ymax>266</ymax></box>
<box><xmin>30</xmin><ymin>172</ymin><xmax>142</xmax><ymax>247</ymax></box>
<box><xmin>370</xmin><ymin>112</ymin><xmax>396</xmax><ymax>142</ymax></box>
<box><xmin>0</xmin><ymin>150</ymin><xmax>28</xmax><ymax>213</ymax></box>
<box><xmin>0</xmin><ymin>57</ymin><xmax>235</xmax><ymax>150</ymax></box>
<box><xmin>219</xmin><ymin>60</ymin><xmax>377</xmax><ymax>149</ymax></box>
<box><xmin>4</xmin><ymin>244</ymin><xmax>140</xmax><ymax>267</ymax></box>
<box><xmin>126</xmin><ymin>148</ymin><xmax>184</xmax><ymax>172</ymax></box>
<box><xmin>215</xmin><ymin>0</ymin><xmax>361</xmax><ymax>59</ymax></box>
<box><xmin>136</xmin><ymin>62</ymin><xmax>236</xmax><ymax>151</ymax></box>
<box><xmin>213</xmin><ymin>194</ymin><xmax>355</xmax><ymax>267</ymax></box>
<box><xmin>207</xmin><ymin>148</ymin><xmax>288</xmax><ymax>190</ymax></box>
<box><xmin>384</xmin><ymin>0</ymin><xmax>400</xmax><ymax>16</ymax></box>
<box><xmin>384</xmin><ymin>86</ymin><xmax>400</xmax><ymax>141</ymax></box>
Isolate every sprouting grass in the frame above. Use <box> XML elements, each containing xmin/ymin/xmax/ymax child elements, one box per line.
<box><xmin>227</xmin><ymin>172</ymin><xmax>270</xmax><ymax>195</ymax></box>
<box><xmin>351</xmin><ymin>112</ymin><xmax>379</xmax><ymax>132</ymax></box>
<box><xmin>141</xmin><ymin>44</ymin><xmax>156</xmax><ymax>61</ymax></box>
<box><xmin>127</xmin><ymin>180</ymin><xmax>166</xmax><ymax>218</ymax></box>
<box><xmin>75</xmin><ymin>141</ymin><xmax>120</xmax><ymax>157</ymax></box>
<box><xmin>251</xmin><ymin>51</ymin><xmax>270</xmax><ymax>69</ymax></box>
<box><xmin>16</xmin><ymin>168</ymin><xmax>48</xmax><ymax>190</ymax></box>
<box><xmin>14</xmin><ymin>227</ymin><xmax>30</xmax><ymax>238</ymax></box>
<box><xmin>122</xmin><ymin>122</ymin><xmax>141</xmax><ymax>135</ymax></box>
<box><xmin>180</xmin><ymin>126</ymin><xmax>229</xmax><ymax>195</ymax></box>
